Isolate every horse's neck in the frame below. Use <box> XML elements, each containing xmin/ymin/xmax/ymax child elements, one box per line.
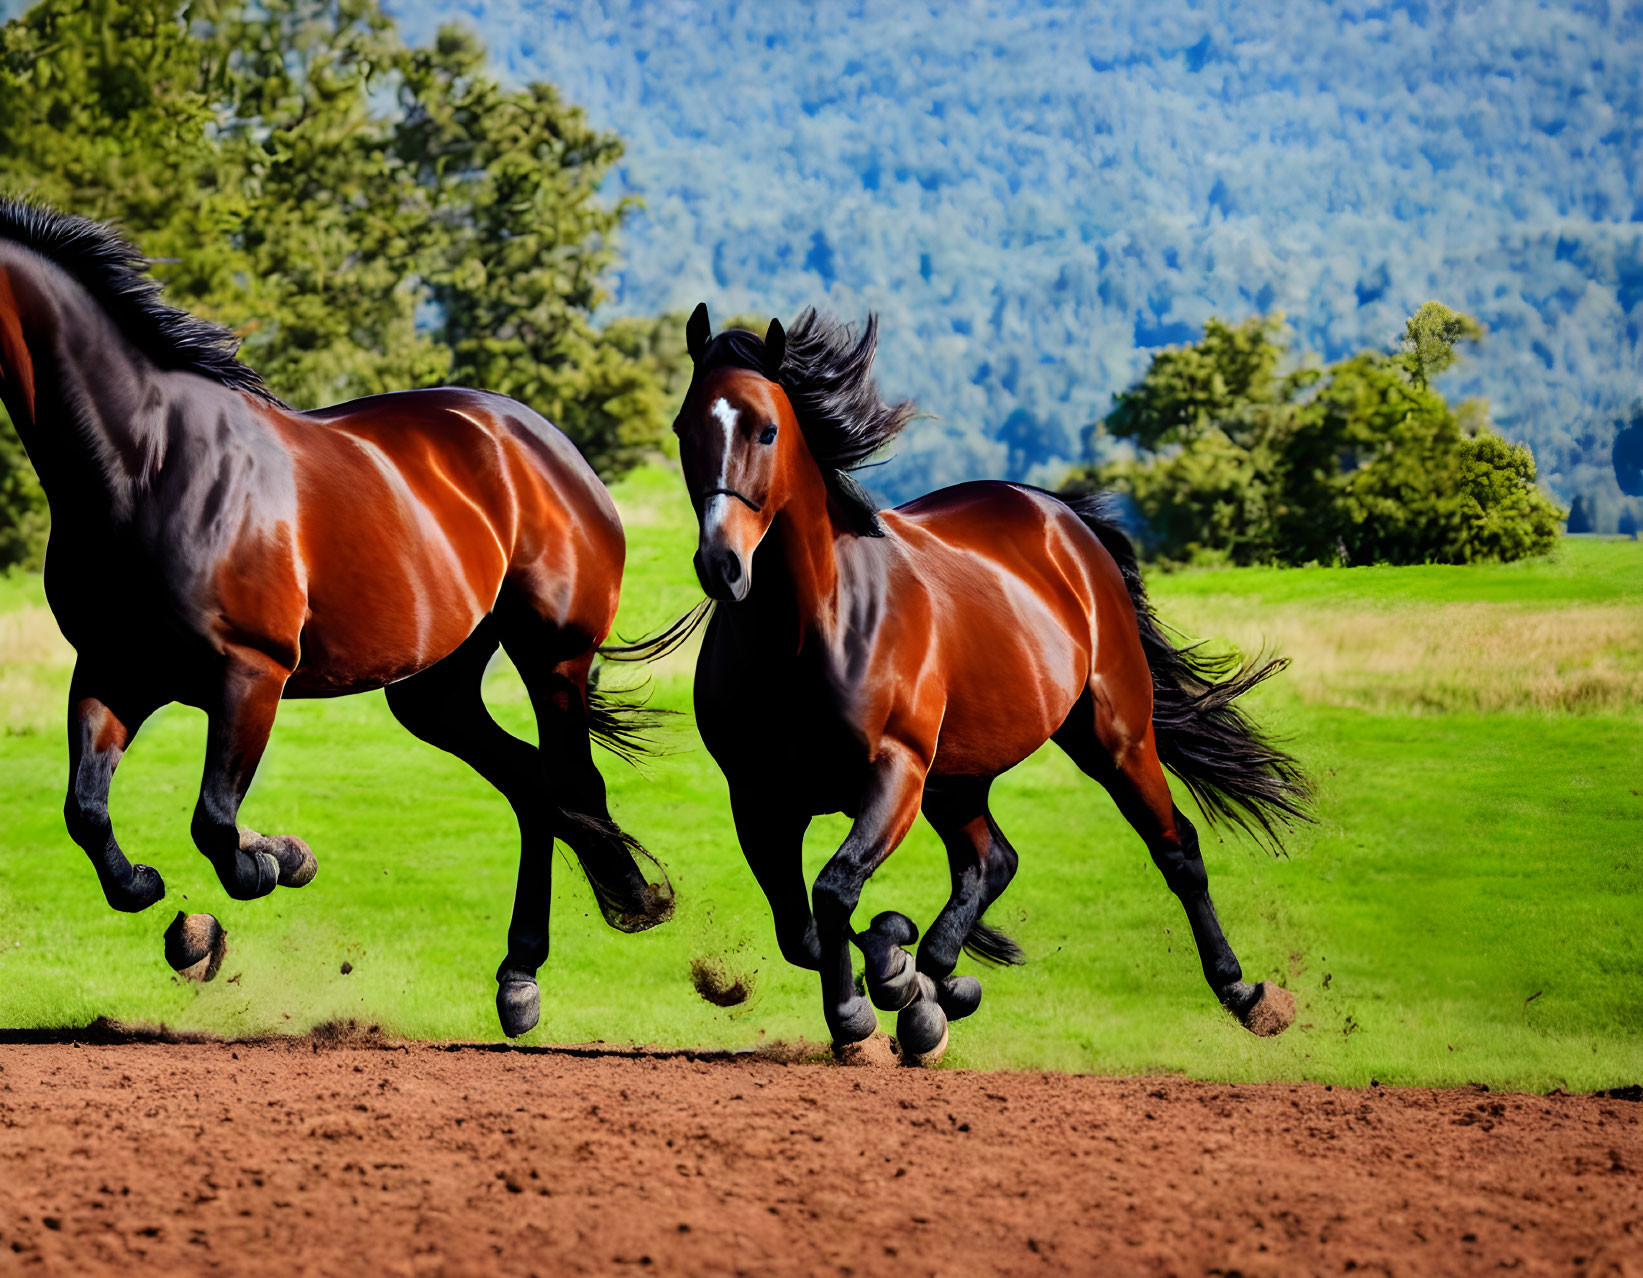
<box><xmin>741</xmin><ymin>463</ymin><xmax>854</xmax><ymax>652</ymax></box>
<box><xmin>0</xmin><ymin>249</ymin><xmax>170</xmax><ymax>518</ymax></box>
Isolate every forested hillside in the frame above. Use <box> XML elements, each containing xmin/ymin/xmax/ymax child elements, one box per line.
<box><xmin>392</xmin><ymin>0</ymin><xmax>1642</xmax><ymax>521</ymax></box>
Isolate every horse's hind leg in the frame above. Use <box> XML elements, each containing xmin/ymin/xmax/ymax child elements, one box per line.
<box><xmin>64</xmin><ymin>664</ymin><xmax>165</xmax><ymax>912</ymax></box>
<box><xmin>1053</xmin><ymin>698</ymin><xmax>1292</xmax><ymax>1036</ymax></box>
<box><xmin>860</xmin><ymin>778</ymin><xmax>1022</xmax><ymax>1066</ymax></box>
<box><xmin>384</xmin><ymin>620</ymin><xmax>554</xmax><ymax>1037</ymax></box>
<box><xmin>496</xmin><ymin>605</ymin><xmax>673</xmax><ymax>934</ymax></box>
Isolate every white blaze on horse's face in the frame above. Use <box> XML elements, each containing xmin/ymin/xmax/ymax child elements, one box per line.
<box><xmin>685</xmin><ymin>373</ymin><xmax>783</xmax><ymax>603</ymax></box>
<box><xmin>700</xmin><ymin>395</ymin><xmax>740</xmax><ymax>546</ymax></box>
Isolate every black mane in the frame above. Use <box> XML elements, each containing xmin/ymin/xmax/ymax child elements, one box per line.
<box><xmin>697</xmin><ymin>308</ymin><xmax>914</xmax><ymax>536</ymax></box>
<box><xmin>0</xmin><ymin>199</ymin><xmax>280</xmax><ymax>404</ymax></box>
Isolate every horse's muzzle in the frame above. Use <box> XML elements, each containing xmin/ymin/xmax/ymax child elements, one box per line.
<box><xmin>694</xmin><ymin>544</ymin><xmax>749</xmax><ymax>602</ymax></box>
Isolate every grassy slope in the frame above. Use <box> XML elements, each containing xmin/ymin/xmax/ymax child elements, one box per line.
<box><xmin>0</xmin><ymin>465</ymin><xmax>1639</xmax><ymax>1089</ymax></box>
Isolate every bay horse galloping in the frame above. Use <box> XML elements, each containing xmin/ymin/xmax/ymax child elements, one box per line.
<box><xmin>674</xmin><ymin>305</ymin><xmax>1311</xmax><ymax>1064</ymax></box>
<box><xmin>0</xmin><ymin>202</ymin><xmax>671</xmax><ymax>1037</ymax></box>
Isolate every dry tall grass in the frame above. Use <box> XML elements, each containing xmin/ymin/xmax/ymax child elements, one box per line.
<box><xmin>4</xmin><ymin>588</ymin><xmax>1639</xmax><ymax>737</ymax></box>
<box><xmin>1161</xmin><ymin>599</ymin><xmax>1643</xmax><ymax>714</ymax></box>
<box><xmin>0</xmin><ymin>604</ymin><xmax>72</xmax><ymax>736</ymax></box>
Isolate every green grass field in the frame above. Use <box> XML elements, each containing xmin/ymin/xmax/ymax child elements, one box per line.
<box><xmin>1</xmin><ymin>464</ymin><xmax>1639</xmax><ymax>1089</ymax></box>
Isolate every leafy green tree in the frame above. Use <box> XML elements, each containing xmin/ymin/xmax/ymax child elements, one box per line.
<box><xmin>0</xmin><ymin>0</ymin><xmax>683</xmax><ymax>568</ymax></box>
<box><xmin>209</xmin><ymin>0</ymin><xmax>450</xmax><ymax>404</ymax></box>
<box><xmin>1401</xmin><ymin>300</ymin><xmax>1483</xmax><ymax>389</ymax></box>
<box><xmin>0</xmin><ymin>425</ymin><xmax>47</xmax><ymax>569</ymax></box>
<box><xmin>1068</xmin><ymin>305</ymin><xmax>1562</xmax><ymax>566</ymax></box>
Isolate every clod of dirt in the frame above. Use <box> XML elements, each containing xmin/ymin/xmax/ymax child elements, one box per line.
<box><xmin>1243</xmin><ymin>982</ymin><xmax>1297</xmax><ymax>1037</ymax></box>
<box><xmin>306</xmin><ymin>1019</ymin><xmax>385</xmax><ymax>1049</ymax></box>
<box><xmin>163</xmin><ymin>912</ymin><xmax>226</xmax><ymax>983</ymax></box>
<box><xmin>340</xmin><ymin>961</ymin><xmax>353</xmax><ymax>975</ymax></box>
<box><xmin>832</xmin><ymin>1031</ymin><xmax>896</xmax><ymax>1068</ymax></box>
<box><xmin>690</xmin><ymin>956</ymin><xmax>754</xmax><ymax>1008</ymax></box>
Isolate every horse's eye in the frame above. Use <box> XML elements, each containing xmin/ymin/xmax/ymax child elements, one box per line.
<box><xmin>759</xmin><ymin>424</ymin><xmax>778</xmax><ymax>445</ymax></box>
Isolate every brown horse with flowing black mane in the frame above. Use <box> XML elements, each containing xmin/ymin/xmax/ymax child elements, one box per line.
<box><xmin>0</xmin><ymin>201</ymin><xmax>671</xmax><ymax>1037</ymax></box>
<box><xmin>668</xmin><ymin>304</ymin><xmax>1312</xmax><ymax>1064</ymax></box>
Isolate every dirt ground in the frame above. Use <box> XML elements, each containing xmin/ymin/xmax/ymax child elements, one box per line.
<box><xmin>0</xmin><ymin>1027</ymin><xmax>1638</xmax><ymax>1276</ymax></box>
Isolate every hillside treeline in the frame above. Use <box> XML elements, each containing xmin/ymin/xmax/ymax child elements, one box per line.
<box><xmin>491</xmin><ymin>0</ymin><xmax>1641</xmax><ymax>522</ymax></box>
<box><xmin>0</xmin><ymin>1</ymin><xmax>1595</xmax><ymax>572</ymax></box>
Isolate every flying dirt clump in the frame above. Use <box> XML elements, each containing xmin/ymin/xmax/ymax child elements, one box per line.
<box><xmin>690</xmin><ymin>956</ymin><xmax>755</xmax><ymax>1007</ymax></box>
<box><xmin>163</xmin><ymin>912</ymin><xmax>226</xmax><ymax>983</ymax></box>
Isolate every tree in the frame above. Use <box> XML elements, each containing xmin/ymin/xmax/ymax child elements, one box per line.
<box><xmin>1401</xmin><ymin>300</ymin><xmax>1483</xmax><ymax>389</ymax></box>
<box><xmin>1067</xmin><ymin>305</ymin><xmax>1562</xmax><ymax>566</ymax></box>
<box><xmin>0</xmin><ymin>0</ymin><xmax>683</xmax><ymax>568</ymax></box>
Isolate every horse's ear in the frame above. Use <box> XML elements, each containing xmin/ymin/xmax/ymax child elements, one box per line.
<box><xmin>687</xmin><ymin>303</ymin><xmax>711</xmax><ymax>363</ymax></box>
<box><xmin>763</xmin><ymin>317</ymin><xmax>786</xmax><ymax>379</ymax></box>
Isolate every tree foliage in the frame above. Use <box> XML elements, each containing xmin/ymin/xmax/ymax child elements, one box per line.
<box><xmin>1066</xmin><ymin>306</ymin><xmax>1565</xmax><ymax>566</ymax></box>
<box><xmin>0</xmin><ymin>0</ymin><xmax>680</xmax><ymax>569</ymax></box>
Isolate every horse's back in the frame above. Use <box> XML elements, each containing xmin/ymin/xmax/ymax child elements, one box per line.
<box><xmin>875</xmin><ymin>481</ymin><xmax>1148</xmax><ymax>773</ymax></box>
<box><xmin>269</xmin><ymin>387</ymin><xmax>623</xmax><ymax>695</ymax></box>
<box><xmin>885</xmin><ymin>480</ymin><xmax>1129</xmax><ymax>633</ymax></box>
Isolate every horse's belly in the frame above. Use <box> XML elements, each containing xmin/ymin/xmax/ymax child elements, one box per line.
<box><xmin>287</xmin><ymin>561</ymin><xmax>494</xmax><ymax>697</ymax></box>
<box><xmin>925</xmin><ymin>622</ymin><xmax>1088</xmax><ymax>777</ymax></box>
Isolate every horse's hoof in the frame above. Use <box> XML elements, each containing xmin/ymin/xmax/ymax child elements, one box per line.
<box><xmin>1236</xmin><ymin>981</ymin><xmax>1296</xmax><ymax>1037</ymax></box>
<box><xmin>247</xmin><ymin>851</ymin><xmax>280</xmax><ymax>899</ymax></box>
<box><xmin>242</xmin><ymin>830</ymin><xmax>317</xmax><ymax>888</ymax></box>
<box><xmin>936</xmin><ymin>974</ymin><xmax>983</xmax><ymax>1021</ymax></box>
<box><xmin>862</xmin><ymin>939</ymin><xmax>919</xmax><ymax>1011</ymax></box>
<box><xmin>497</xmin><ymin>973</ymin><xmax>540</xmax><ymax>1038</ymax></box>
<box><xmin>867</xmin><ymin>910</ymin><xmax>919</xmax><ymax>947</ymax></box>
<box><xmin>108</xmin><ymin>863</ymin><xmax>165</xmax><ymax>913</ymax></box>
<box><xmin>827</xmin><ymin>994</ymin><xmax>879</xmax><ymax>1045</ymax></box>
<box><xmin>897</xmin><ymin>995</ymin><xmax>949</xmax><ymax>1067</ymax></box>
<box><xmin>603</xmin><ymin>878</ymin><xmax>676</xmax><ymax>933</ymax></box>
<box><xmin>164</xmin><ymin>911</ymin><xmax>226</xmax><ymax>982</ymax></box>
<box><xmin>832</xmin><ymin>1030</ymin><xmax>896</xmax><ymax>1067</ymax></box>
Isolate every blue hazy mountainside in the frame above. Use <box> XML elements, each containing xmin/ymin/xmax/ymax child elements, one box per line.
<box><xmin>397</xmin><ymin>0</ymin><xmax>1640</xmax><ymax>514</ymax></box>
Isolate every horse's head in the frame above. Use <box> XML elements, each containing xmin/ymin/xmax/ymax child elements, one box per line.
<box><xmin>674</xmin><ymin>303</ymin><xmax>798</xmax><ymax>602</ymax></box>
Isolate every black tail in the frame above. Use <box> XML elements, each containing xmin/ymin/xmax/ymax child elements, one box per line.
<box><xmin>584</xmin><ymin>677</ymin><xmax>669</xmax><ymax>766</ymax></box>
<box><xmin>580</xmin><ymin>600</ymin><xmax>717</xmax><ymax>765</ymax></box>
<box><xmin>963</xmin><ymin>919</ymin><xmax>1026</xmax><ymax>967</ymax></box>
<box><xmin>1060</xmin><ymin>491</ymin><xmax>1315</xmax><ymax>846</ymax></box>
<box><xmin>599</xmin><ymin>599</ymin><xmax>715</xmax><ymax>664</ymax></box>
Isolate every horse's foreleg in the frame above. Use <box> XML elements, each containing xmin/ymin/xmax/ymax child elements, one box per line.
<box><xmin>811</xmin><ymin>741</ymin><xmax>926</xmax><ymax>1046</ymax></box>
<box><xmin>190</xmin><ymin>645</ymin><xmax>291</xmax><ymax>902</ymax></box>
<box><xmin>909</xmin><ymin>779</ymin><xmax>1018</xmax><ymax>1022</ymax></box>
<box><xmin>64</xmin><ymin>667</ymin><xmax>163</xmax><ymax>912</ymax></box>
<box><xmin>728</xmin><ymin>786</ymin><xmax>816</xmax><ymax>970</ymax></box>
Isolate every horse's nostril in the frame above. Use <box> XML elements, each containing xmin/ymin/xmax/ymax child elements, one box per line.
<box><xmin>721</xmin><ymin>553</ymin><xmax>743</xmax><ymax>584</ymax></box>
